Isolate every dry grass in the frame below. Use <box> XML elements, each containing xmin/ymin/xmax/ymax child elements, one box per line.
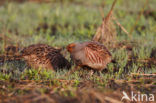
<box><xmin>93</xmin><ymin>0</ymin><xmax>117</xmax><ymax>49</ymax></box>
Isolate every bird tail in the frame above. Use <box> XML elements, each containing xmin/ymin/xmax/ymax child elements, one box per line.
<box><xmin>0</xmin><ymin>45</ymin><xmax>23</xmax><ymax>63</ymax></box>
<box><xmin>111</xmin><ymin>59</ymin><xmax>116</xmax><ymax>63</ymax></box>
<box><xmin>0</xmin><ymin>55</ymin><xmax>22</xmax><ymax>63</ymax></box>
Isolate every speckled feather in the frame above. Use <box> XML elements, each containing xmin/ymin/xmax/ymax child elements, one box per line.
<box><xmin>2</xmin><ymin>44</ymin><xmax>71</xmax><ymax>70</ymax></box>
<box><xmin>20</xmin><ymin>44</ymin><xmax>71</xmax><ymax>70</ymax></box>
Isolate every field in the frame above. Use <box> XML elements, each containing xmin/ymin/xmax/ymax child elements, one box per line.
<box><xmin>0</xmin><ymin>0</ymin><xmax>156</xmax><ymax>103</ymax></box>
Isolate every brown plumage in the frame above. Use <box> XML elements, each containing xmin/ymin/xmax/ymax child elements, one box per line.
<box><xmin>5</xmin><ymin>45</ymin><xmax>20</xmax><ymax>56</ymax></box>
<box><xmin>67</xmin><ymin>41</ymin><xmax>112</xmax><ymax>71</ymax></box>
<box><xmin>2</xmin><ymin>44</ymin><xmax>71</xmax><ymax>70</ymax></box>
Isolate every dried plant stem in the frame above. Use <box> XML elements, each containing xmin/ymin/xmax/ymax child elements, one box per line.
<box><xmin>93</xmin><ymin>0</ymin><xmax>117</xmax><ymax>48</ymax></box>
<box><xmin>1</xmin><ymin>32</ymin><xmax>7</xmax><ymax>62</ymax></box>
<box><xmin>3</xmin><ymin>34</ymin><xmax>6</xmax><ymax>50</ymax></box>
<box><xmin>112</xmin><ymin>16</ymin><xmax>130</xmax><ymax>36</ymax></box>
<box><xmin>129</xmin><ymin>0</ymin><xmax>149</xmax><ymax>38</ymax></box>
<box><xmin>28</xmin><ymin>0</ymin><xmax>50</xmax><ymax>3</ymax></box>
<box><xmin>128</xmin><ymin>58</ymin><xmax>156</xmax><ymax>64</ymax></box>
<box><xmin>99</xmin><ymin>7</ymin><xmax>104</xmax><ymax>18</ymax></box>
<box><xmin>131</xmin><ymin>73</ymin><xmax>156</xmax><ymax>76</ymax></box>
<box><xmin>9</xmin><ymin>79</ymin><xmax>76</xmax><ymax>84</ymax></box>
<box><xmin>105</xmin><ymin>0</ymin><xmax>117</xmax><ymax>21</ymax></box>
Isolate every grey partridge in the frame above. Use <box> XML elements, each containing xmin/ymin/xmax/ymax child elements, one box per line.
<box><xmin>5</xmin><ymin>45</ymin><xmax>20</xmax><ymax>56</ymax></box>
<box><xmin>67</xmin><ymin>41</ymin><xmax>112</xmax><ymax>71</ymax></box>
<box><xmin>1</xmin><ymin>44</ymin><xmax>71</xmax><ymax>70</ymax></box>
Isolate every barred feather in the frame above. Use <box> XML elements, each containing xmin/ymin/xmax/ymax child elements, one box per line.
<box><xmin>67</xmin><ymin>41</ymin><xmax>112</xmax><ymax>71</ymax></box>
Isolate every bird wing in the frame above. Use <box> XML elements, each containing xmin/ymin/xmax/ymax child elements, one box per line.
<box><xmin>21</xmin><ymin>44</ymin><xmax>59</xmax><ymax>56</ymax></box>
<box><xmin>85</xmin><ymin>42</ymin><xmax>111</xmax><ymax>64</ymax></box>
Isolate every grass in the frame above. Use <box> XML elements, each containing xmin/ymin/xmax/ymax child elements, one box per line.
<box><xmin>0</xmin><ymin>0</ymin><xmax>156</xmax><ymax>102</ymax></box>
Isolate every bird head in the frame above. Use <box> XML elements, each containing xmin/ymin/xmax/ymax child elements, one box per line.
<box><xmin>5</xmin><ymin>45</ymin><xmax>20</xmax><ymax>55</ymax></box>
<box><xmin>66</xmin><ymin>43</ymin><xmax>76</xmax><ymax>53</ymax></box>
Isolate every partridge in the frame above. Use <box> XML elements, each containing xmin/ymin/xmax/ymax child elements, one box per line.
<box><xmin>2</xmin><ymin>44</ymin><xmax>71</xmax><ymax>70</ymax></box>
<box><xmin>5</xmin><ymin>45</ymin><xmax>20</xmax><ymax>56</ymax></box>
<box><xmin>67</xmin><ymin>41</ymin><xmax>112</xmax><ymax>71</ymax></box>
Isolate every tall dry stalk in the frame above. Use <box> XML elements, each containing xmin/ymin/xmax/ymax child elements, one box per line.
<box><xmin>93</xmin><ymin>0</ymin><xmax>117</xmax><ymax>49</ymax></box>
<box><xmin>129</xmin><ymin>0</ymin><xmax>149</xmax><ymax>38</ymax></box>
